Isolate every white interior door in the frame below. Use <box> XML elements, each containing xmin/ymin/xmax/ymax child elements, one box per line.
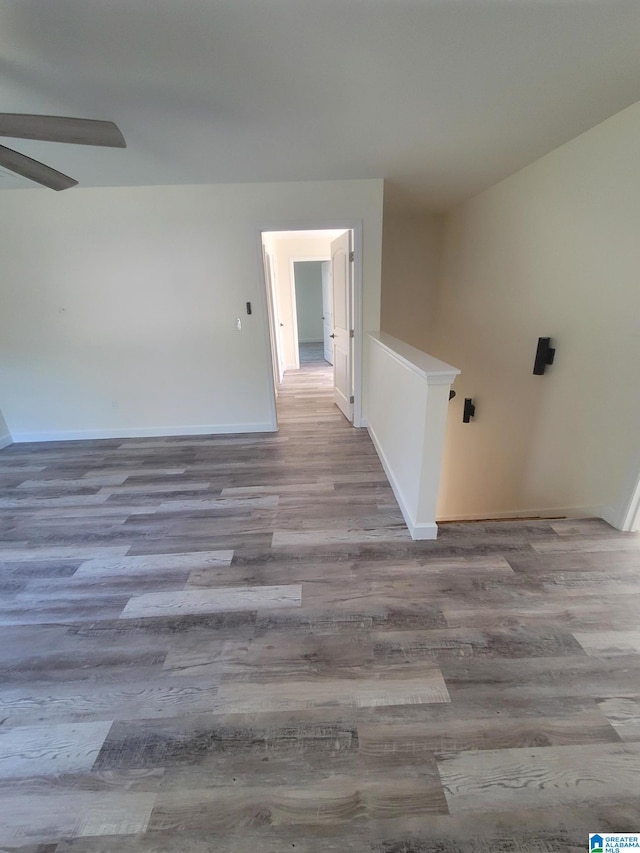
<box><xmin>263</xmin><ymin>248</ymin><xmax>285</xmax><ymax>385</ymax></box>
<box><xmin>321</xmin><ymin>261</ymin><xmax>333</xmax><ymax>364</ymax></box>
<box><xmin>330</xmin><ymin>230</ymin><xmax>353</xmax><ymax>421</ymax></box>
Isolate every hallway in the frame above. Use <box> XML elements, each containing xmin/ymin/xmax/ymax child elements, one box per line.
<box><xmin>0</xmin><ymin>358</ymin><xmax>639</xmax><ymax>849</ymax></box>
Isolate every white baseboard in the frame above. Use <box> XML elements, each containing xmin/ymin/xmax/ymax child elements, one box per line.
<box><xmin>11</xmin><ymin>422</ymin><xmax>276</xmax><ymax>443</ymax></box>
<box><xmin>367</xmin><ymin>424</ymin><xmax>438</xmax><ymax>540</ymax></box>
<box><xmin>436</xmin><ymin>505</ymin><xmax>605</xmax><ymax>523</ymax></box>
<box><xmin>408</xmin><ymin>521</ymin><xmax>439</xmax><ymax>540</ymax></box>
<box><xmin>0</xmin><ymin>434</ymin><xmax>12</xmax><ymax>450</ymax></box>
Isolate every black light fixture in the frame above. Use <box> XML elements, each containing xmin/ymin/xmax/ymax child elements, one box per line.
<box><xmin>533</xmin><ymin>337</ymin><xmax>556</xmax><ymax>375</ymax></box>
<box><xmin>463</xmin><ymin>398</ymin><xmax>476</xmax><ymax>423</ymax></box>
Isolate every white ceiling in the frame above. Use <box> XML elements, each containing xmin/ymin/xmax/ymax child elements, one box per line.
<box><xmin>1</xmin><ymin>0</ymin><xmax>640</xmax><ymax>209</ymax></box>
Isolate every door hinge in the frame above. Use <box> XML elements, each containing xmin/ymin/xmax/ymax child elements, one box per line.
<box><xmin>350</xmin><ymin>329</ymin><xmax>355</xmax><ymax>339</ymax></box>
<box><xmin>349</xmin><ymin>250</ymin><xmax>355</xmax><ymax>262</ymax></box>
<box><xmin>349</xmin><ymin>395</ymin><xmax>355</xmax><ymax>404</ymax></box>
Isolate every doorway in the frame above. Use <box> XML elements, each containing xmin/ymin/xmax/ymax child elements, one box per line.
<box><xmin>292</xmin><ymin>260</ymin><xmax>331</xmax><ymax>368</ymax></box>
<box><xmin>260</xmin><ymin>226</ymin><xmax>359</xmax><ymax>427</ymax></box>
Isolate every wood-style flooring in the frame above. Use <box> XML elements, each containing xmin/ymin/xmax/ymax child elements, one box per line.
<box><xmin>0</xmin><ymin>345</ymin><xmax>639</xmax><ymax>851</ymax></box>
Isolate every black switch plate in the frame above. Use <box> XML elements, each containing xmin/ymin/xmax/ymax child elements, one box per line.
<box><xmin>246</xmin><ymin>302</ymin><xmax>252</xmax><ymax>315</ymax></box>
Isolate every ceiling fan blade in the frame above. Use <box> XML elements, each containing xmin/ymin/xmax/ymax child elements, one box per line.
<box><xmin>0</xmin><ymin>114</ymin><xmax>126</xmax><ymax>148</ymax></box>
<box><xmin>0</xmin><ymin>144</ymin><xmax>77</xmax><ymax>190</ymax></box>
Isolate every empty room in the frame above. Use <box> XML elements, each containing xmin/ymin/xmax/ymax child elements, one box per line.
<box><xmin>1</xmin><ymin>1</ymin><xmax>640</xmax><ymax>851</ymax></box>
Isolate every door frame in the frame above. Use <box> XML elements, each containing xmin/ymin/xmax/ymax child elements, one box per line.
<box><xmin>619</xmin><ymin>461</ymin><xmax>640</xmax><ymax>532</ymax></box>
<box><xmin>256</xmin><ymin>221</ymin><xmax>364</xmax><ymax>429</ymax></box>
<box><xmin>320</xmin><ymin>259</ymin><xmax>333</xmax><ymax>366</ymax></box>
<box><xmin>290</xmin><ymin>256</ymin><xmax>330</xmax><ymax>370</ymax></box>
<box><xmin>330</xmin><ymin>229</ymin><xmax>355</xmax><ymax>422</ymax></box>
<box><xmin>262</xmin><ymin>246</ymin><xmax>285</xmax><ymax>387</ymax></box>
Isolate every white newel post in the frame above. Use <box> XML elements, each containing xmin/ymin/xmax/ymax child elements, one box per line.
<box><xmin>366</xmin><ymin>332</ymin><xmax>460</xmax><ymax>540</ymax></box>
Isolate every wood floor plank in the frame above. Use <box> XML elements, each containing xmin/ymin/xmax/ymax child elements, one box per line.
<box><xmin>120</xmin><ymin>584</ymin><xmax>302</xmax><ymax>619</ymax></box>
<box><xmin>0</xmin><ymin>494</ymin><xmax>110</xmax><ymax>509</ymax></box>
<box><xmin>221</xmin><ymin>482</ymin><xmax>335</xmax><ymax>496</ymax></box>
<box><xmin>597</xmin><ymin>697</ymin><xmax>640</xmax><ymax>742</ymax></box>
<box><xmin>55</xmin><ymin>828</ymin><xmax>372</xmax><ymax>853</ymax></box>
<box><xmin>272</xmin><ymin>528</ymin><xmax>412</xmax><ymax>549</ymax></box>
<box><xmin>532</xmin><ymin>536</ymin><xmax>640</xmax><ymax>553</ymax></box>
<box><xmin>214</xmin><ymin>671</ymin><xmax>451</xmax><ymax>713</ymax></box>
<box><xmin>74</xmin><ymin>550</ymin><xmax>233</xmax><ymax>578</ymax></box>
<box><xmin>98</xmin><ymin>481</ymin><xmax>212</xmax><ymax>495</ymax></box>
<box><xmin>438</xmin><ymin>742</ymin><xmax>640</xmax><ymax>813</ymax></box>
<box><xmin>0</xmin><ymin>545</ymin><xmax>131</xmax><ymax>561</ymax></box>
<box><xmin>148</xmin><ymin>775</ymin><xmax>448</xmax><ymax>832</ymax></box>
<box><xmin>163</xmin><ymin>630</ymin><xmax>374</xmax><ymax>679</ymax></box>
<box><xmin>368</xmin><ymin>801</ymin><xmax>640</xmax><ymax>853</ymax></box>
<box><xmin>573</xmin><ymin>630</ymin><xmax>640</xmax><ymax>656</ymax></box>
<box><xmin>17</xmin><ymin>475</ymin><xmax>130</xmax><ymax>488</ymax></box>
<box><xmin>0</xmin><ymin>599</ymin><xmax>132</xmax><ymax>627</ymax></box>
<box><xmin>0</xmin><ymin>679</ymin><xmax>220</xmax><ymax>726</ymax></box>
<box><xmin>156</xmin><ymin>495</ymin><xmax>278</xmax><ymax>512</ymax></box>
<box><xmin>358</xmin><ymin>709</ymin><xmax>621</xmax><ymax>757</ymax></box>
<box><xmin>0</xmin><ymin>720</ymin><xmax>113</xmax><ymax>779</ymax></box>
<box><xmin>0</xmin><ymin>791</ymin><xmax>156</xmax><ymax>846</ymax></box>
<box><xmin>439</xmin><ymin>653</ymin><xmax>640</xmax><ymax>701</ymax></box>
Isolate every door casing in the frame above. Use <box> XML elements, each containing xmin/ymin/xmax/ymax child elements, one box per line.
<box><xmin>330</xmin><ymin>230</ymin><xmax>354</xmax><ymax>422</ymax></box>
<box><xmin>321</xmin><ymin>261</ymin><xmax>333</xmax><ymax>365</ymax></box>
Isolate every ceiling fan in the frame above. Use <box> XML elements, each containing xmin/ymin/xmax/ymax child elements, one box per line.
<box><xmin>0</xmin><ymin>114</ymin><xmax>126</xmax><ymax>191</ymax></box>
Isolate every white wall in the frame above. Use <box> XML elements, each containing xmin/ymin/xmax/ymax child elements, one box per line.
<box><xmin>0</xmin><ymin>180</ymin><xmax>382</xmax><ymax>441</ymax></box>
<box><xmin>430</xmin><ymin>100</ymin><xmax>640</xmax><ymax>524</ymax></box>
<box><xmin>294</xmin><ymin>262</ymin><xmax>324</xmax><ymax>343</ymax></box>
<box><xmin>380</xmin><ymin>192</ymin><xmax>443</xmax><ymax>351</ymax></box>
<box><xmin>0</xmin><ymin>409</ymin><xmax>11</xmax><ymax>449</ymax></box>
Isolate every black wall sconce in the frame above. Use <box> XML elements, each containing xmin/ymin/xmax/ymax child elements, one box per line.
<box><xmin>533</xmin><ymin>337</ymin><xmax>555</xmax><ymax>375</ymax></box>
<box><xmin>463</xmin><ymin>398</ymin><xmax>476</xmax><ymax>423</ymax></box>
<box><xmin>449</xmin><ymin>389</ymin><xmax>456</xmax><ymax>401</ymax></box>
